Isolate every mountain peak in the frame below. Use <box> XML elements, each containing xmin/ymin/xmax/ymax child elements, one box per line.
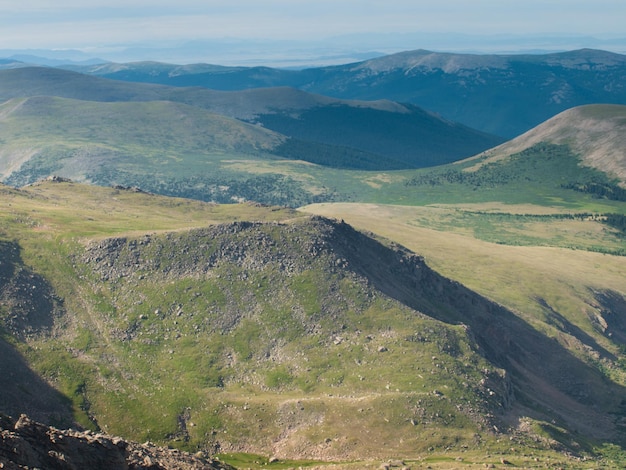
<box><xmin>476</xmin><ymin>104</ymin><xmax>626</xmax><ymax>183</ymax></box>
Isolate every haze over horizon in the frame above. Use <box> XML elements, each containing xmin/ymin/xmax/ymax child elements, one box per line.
<box><xmin>2</xmin><ymin>1</ymin><xmax>626</xmax><ymax>66</ymax></box>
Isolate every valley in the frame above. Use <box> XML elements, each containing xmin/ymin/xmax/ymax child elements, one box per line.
<box><xmin>0</xmin><ymin>49</ymin><xmax>626</xmax><ymax>469</ymax></box>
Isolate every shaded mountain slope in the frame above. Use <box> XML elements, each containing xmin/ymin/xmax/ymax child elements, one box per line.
<box><xmin>261</xmin><ymin>102</ymin><xmax>503</xmax><ymax>169</ymax></box>
<box><xmin>74</xmin><ymin>48</ymin><xmax>626</xmax><ymax>138</ymax></box>
<box><xmin>0</xmin><ymin>339</ymin><xmax>74</xmax><ymax>428</ymax></box>
<box><xmin>300</xmin><ymin>48</ymin><xmax>626</xmax><ymax>138</ymax></box>
<box><xmin>0</xmin><ymin>240</ymin><xmax>76</xmax><ymax>427</ymax></box>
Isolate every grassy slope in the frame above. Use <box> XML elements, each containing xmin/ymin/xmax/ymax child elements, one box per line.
<box><xmin>0</xmin><ymin>183</ymin><xmax>500</xmax><ymax>464</ymax></box>
<box><xmin>2</xmin><ymin>182</ymin><xmax>625</xmax><ymax>469</ymax></box>
<box><xmin>0</xmin><ymin>96</ymin><xmax>284</xmax><ymax>180</ymax></box>
<box><xmin>299</xmin><ymin>206</ymin><xmax>626</xmax><ymax>468</ymax></box>
<box><xmin>301</xmin><ymin>202</ymin><xmax>625</xmax><ymax>329</ymax></box>
<box><xmin>467</xmin><ymin>104</ymin><xmax>626</xmax><ymax>183</ymax></box>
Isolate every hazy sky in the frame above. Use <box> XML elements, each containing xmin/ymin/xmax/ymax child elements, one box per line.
<box><xmin>2</xmin><ymin>1</ymin><xmax>625</xmax><ymax>62</ymax></box>
<box><xmin>3</xmin><ymin>1</ymin><xmax>625</xmax><ymax>46</ymax></box>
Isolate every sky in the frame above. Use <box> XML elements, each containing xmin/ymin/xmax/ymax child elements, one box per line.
<box><xmin>1</xmin><ymin>1</ymin><xmax>626</xmax><ymax>64</ymax></box>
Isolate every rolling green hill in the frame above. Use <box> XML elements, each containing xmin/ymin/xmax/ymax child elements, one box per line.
<box><xmin>333</xmin><ymin>104</ymin><xmax>626</xmax><ymax>216</ymax></box>
<box><xmin>0</xmin><ymin>96</ymin><xmax>289</xmax><ymax>198</ymax></box>
<box><xmin>0</xmin><ymin>95</ymin><xmax>370</xmax><ymax>206</ymax></box>
<box><xmin>0</xmin><ymin>67</ymin><xmax>503</xmax><ymax>173</ymax></box>
<box><xmin>1</xmin><ymin>180</ymin><xmax>625</xmax><ymax>470</ymax></box>
<box><xmin>468</xmin><ymin>103</ymin><xmax>626</xmax><ymax>183</ymax></box>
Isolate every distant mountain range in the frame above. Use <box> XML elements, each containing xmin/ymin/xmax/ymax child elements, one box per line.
<box><xmin>4</xmin><ymin>48</ymin><xmax>626</xmax><ymax>139</ymax></box>
<box><xmin>1</xmin><ymin>49</ymin><xmax>626</xmax><ymax>205</ymax></box>
<box><xmin>0</xmin><ymin>67</ymin><xmax>503</xmax><ymax>179</ymax></box>
<box><xmin>2</xmin><ymin>32</ymin><xmax>625</xmax><ymax>66</ymax></box>
<box><xmin>55</xmin><ymin>48</ymin><xmax>626</xmax><ymax>138</ymax></box>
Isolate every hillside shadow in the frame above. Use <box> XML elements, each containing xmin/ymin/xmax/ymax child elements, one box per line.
<box><xmin>327</xmin><ymin>220</ymin><xmax>626</xmax><ymax>445</ymax></box>
<box><xmin>0</xmin><ymin>240</ymin><xmax>62</xmax><ymax>339</ymax></box>
<box><xmin>537</xmin><ymin>296</ymin><xmax>616</xmax><ymax>360</ymax></box>
<box><xmin>0</xmin><ymin>239</ymin><xmax>19</xmax><ymax>280</ymax></box>
<box><xmin>594</xmin><ymin>290</ymin><xmax>626</xmax><ymax>346</ymax></box>
<box><xmin>0</xmin><ymin>335</ymin><xmax>75</xmax><ymax>427</ymax></box>
<box><xmin>0</xmin><ymin>240</ymin><xmax>75</xmax><ymax>427</ymax></box>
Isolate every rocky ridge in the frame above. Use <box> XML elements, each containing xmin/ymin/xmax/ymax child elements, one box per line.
<box><xmin>2</xmin><ymin>212</ymin><xmax>626</xmax><ymax>459</ymax></box>
<box><xmin>0</xmin><ymin>414</ymin><xmax>233</xmax><ymax>470</ymax></box>
<box><xmin>77</xmin><ymin>216</ymin><xmax>625</xmax><ymax>443</ymax></box>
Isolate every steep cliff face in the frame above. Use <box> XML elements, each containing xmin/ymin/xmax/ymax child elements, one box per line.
<box><xmin>0</xmin><ymin>414</ymin><xmax>233</xmax><ymax>470</ymax></box>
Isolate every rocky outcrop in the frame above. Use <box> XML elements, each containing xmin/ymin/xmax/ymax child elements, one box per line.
<box><xmin>0</xmin><ymin>414</ymin><xmax>233</xmax><ymax>470</ymax></box>
<box><xmin>76</xmin><ymin>216</ymin><xmax>626</xmax><ymax>441</ymax></box>
<box><xmin>4</xmin><ymin>214</ymin><xmax>626</xmax><ymax>456</ymax></box>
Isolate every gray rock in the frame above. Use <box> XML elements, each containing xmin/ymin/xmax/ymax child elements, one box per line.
<box><xmin>0</xmin><ymin>414</ymin><xmax>233</xmax><ymax>470</ymax></box>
